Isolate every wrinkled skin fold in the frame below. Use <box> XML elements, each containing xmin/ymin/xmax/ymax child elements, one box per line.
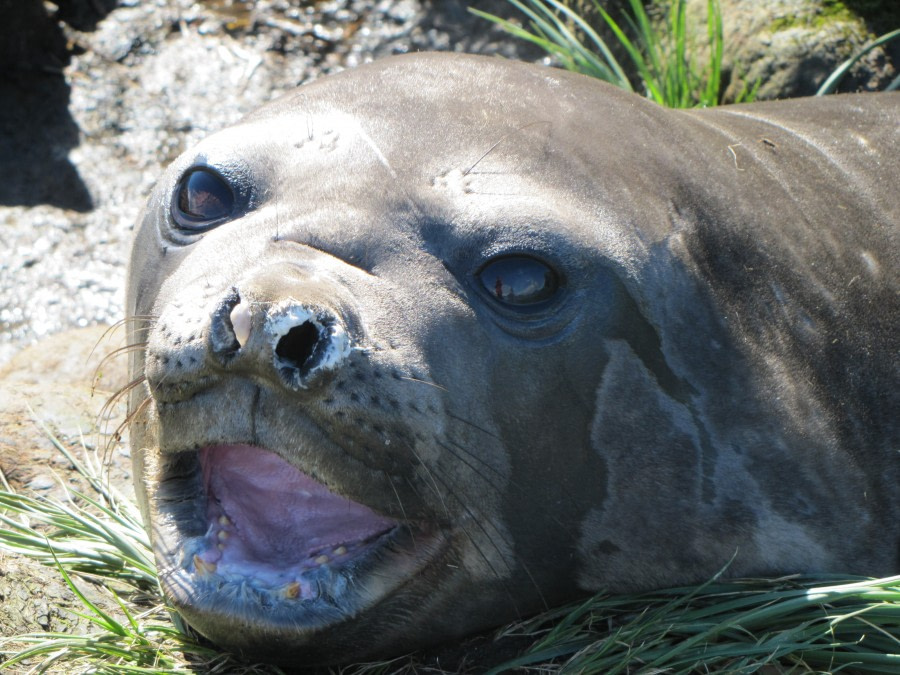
<box><xmin>125</xmin><ymin>53</ymin><xmax>900</xmax><ymax>665</ymax></box>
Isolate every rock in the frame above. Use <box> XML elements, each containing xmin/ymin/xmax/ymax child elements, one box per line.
<box><xmin>686</xmin><ymin>0</ymin><xmax>899</xmax><ymax>100</ymax></box>
<box><xmin>0</xmin><ymin>551</ymin><xmax>104</xmax><ymax>651</ymax></box>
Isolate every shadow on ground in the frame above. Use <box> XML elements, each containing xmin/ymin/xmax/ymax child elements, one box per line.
<box><xmin>0</xmin><ymin>0</ymin><xmax>116</xmax><ymax>211</ymax></box>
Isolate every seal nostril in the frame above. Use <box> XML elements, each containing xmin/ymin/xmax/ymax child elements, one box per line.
<box><xmin>275</xmin><ymin>322</ymin><xmax>320</xmax><ymax>370</ymax></box>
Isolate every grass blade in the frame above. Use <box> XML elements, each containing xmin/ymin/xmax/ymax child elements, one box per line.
<box><xmin>817</xmin><ymin>28</ymin><xmax>900</xmax><ymax>95</ymax></box>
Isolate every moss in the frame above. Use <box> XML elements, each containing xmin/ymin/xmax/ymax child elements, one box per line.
<box><xmin>769</xmin><ymin>0</ymin><xmax>900</xmax><ymax>33</ymax></box>
<box><xmin>820</xmin><ymin>0</ymin><xmax>862</xmax><ymax>22</ymax></box>
<box><xmin>769</xmin><ymin>2</ymin><xmax>857</xmax><ymax>32</ymax></box>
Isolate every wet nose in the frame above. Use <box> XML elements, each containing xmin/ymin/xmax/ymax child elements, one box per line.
<box><xmin>211</xmin><ymin>288</ymin><xmax>352</xmax><ymax>391</ymax></box>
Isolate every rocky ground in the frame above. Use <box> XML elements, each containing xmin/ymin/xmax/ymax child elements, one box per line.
<box><xmin>0</xmin><ymin>0</ymin><xmax>548</xmax><ymax>368</ymax></box>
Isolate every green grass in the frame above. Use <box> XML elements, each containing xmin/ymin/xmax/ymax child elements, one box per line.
<box><xmin>488</xmin><ymin>575</ymin><xmax>900</xmax><ymax>673</ymax></box>
<box><xmin>472</xmin><ymin>0</ymin><xmax>736</xmax><ymax>107</ymax></box>
<box><xmin>2</xmin><ymin>424</ymin><xmax>900</xmax><ymax>673</ymax></box>
<box><xmin>476</xmin><ymin>0</ymin><xmax>900</xmax><ymax>105</ymax></box>
<box><xmin>0</xmin><ymin>424</ymin><xmax>279</xmax><ymax>674</ymax></box>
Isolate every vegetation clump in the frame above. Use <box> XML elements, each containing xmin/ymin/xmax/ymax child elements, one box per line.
<box><xmin>476</xmin><ymin>0</ymin><xmax>900</xmax><ymax>104</ymax></box>
<box><xmin>472</xmin><ymin>0</ymin><xmax>735</xmax><ymax>107</ymax></box>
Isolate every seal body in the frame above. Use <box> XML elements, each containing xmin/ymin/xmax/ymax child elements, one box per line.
<box><xmin>126</xmin><ymin>53</ymin><xmax>899</xmax><ymax>664</ymax></box>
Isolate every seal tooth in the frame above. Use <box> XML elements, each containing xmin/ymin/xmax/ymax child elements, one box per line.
<box><xmin>314</xmin><ymin>554</ymin><xmax>329</xmax><ymax>565</ymax></box>
<box><xmin>281</xmin><ymin>581</ymin><xmax>301</xmax><ymax>600</ymax></box>
<box><xmin>229</xmin><ymin>301</ymin><xmax>251</xmax><ymax>348</ymax></box>
<box><xmin>193</xmin><ymin>554</ymin><xmax>217</xmax><ymax>575</ymax></box>
<box><xmin>218</xmin><ymin>515</ymin><xmax>232</xmax><ymax>526</ymax></box>
<box><xmin>217</xmin><ymin>530</ymin><xmax>229</xmax><ymax>541</ymax></box>
<box><xmin>333</xmin><ymin>546</ymin><xmax>347</xmax><ymax>556</ymax></box>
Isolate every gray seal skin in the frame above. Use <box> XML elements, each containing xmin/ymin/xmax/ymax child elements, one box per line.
<box><xmin>126</xmin><ymin>53</ymin><xmax>899</xmax><ymax>664</ymax></box>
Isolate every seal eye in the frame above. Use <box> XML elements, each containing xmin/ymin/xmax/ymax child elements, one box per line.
<box><xmin>477</xmin><ymin>255</ymin><xmax>560</xmax><ymax>307</ymax></box>
<box><xmin>172</xmin><ymin>167</ymin><xmax>235</xmax><ymax>230</ymax></box>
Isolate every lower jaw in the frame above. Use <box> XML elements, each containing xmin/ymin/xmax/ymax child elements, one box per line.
<box><xmin>188</xmin><ymin>523</ymin><xmax>398</xmax><ymax>602</ymax></box>
<box><xmin>154</xmin><ymin>523</ymin><xmax>448</xmax><ymax>651</ymax></box>
<box><xmin>145</xmin><ymin>447</ymin><xmax>452</xmax><ymax>659</ymax></box>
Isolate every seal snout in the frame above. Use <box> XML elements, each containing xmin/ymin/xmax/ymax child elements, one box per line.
<box><xmin>209</xmin><ymin>288</ymin><xmax>354</xmax><ymax>391</ymax></box>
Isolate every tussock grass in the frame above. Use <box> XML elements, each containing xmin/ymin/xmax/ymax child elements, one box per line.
<box><xmin>472</xmin><ymin>0</ymin><xmax>737</xmax><ymax>108</ymax></box>
<box><xmin>489</xmin><ymin>574</ymin><xmax>900</xmax><ymax>673</ymax></box>
<box><xmin>2</xmin><ymin>426</ymin><xmax>899</xmax><ymax>673</ymax></box>
<box><xmin>0</xmin><ymin>426</ymin><xmax>279</xmax><ymax>674</ymax></box>
<box><xmin>478</xmin><ymin>0</ymin><xmax>900</xmax><ymax>106</ymax></box>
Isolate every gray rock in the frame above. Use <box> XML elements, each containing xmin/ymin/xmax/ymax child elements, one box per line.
<box><xmin>687</xmin><ymin>0</ymin><xmax>899</xmax><ymax>100</ymax></box>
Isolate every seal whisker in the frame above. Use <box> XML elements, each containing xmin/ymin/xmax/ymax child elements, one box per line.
<box><xmin>102</xmin><ymin>393</ymin><xmax>150</xmax><ymax>466</ymax></box>
<box><xmin>399</xmin><ymin>438</ymin><xmax>523</xmax><ymax>601</ymax></box>
<box><xmin>398</xmin><ymin>376</ymin><xmax>448</xmax><ymax>392</ymax></box>
<box><xmin>92</xmin><ymin>342</ymin><xmax>148</xmax><ymax>393</ymax></box>
<box><xmin>436</xmin><ymin>438</ymin><xmax>506</xmax><ymax>486</ymax></box>
<box><xmin>407</xmin><ymin>447</ymin><xmax>453</xmax><ymax>522</ymax></box>
<box><xmin>100</xmin><ymin>375</ymin><xmax>148</xmax><ymax>423</ymax></box>
<box><xmin>441</xmin><ymin>438</ymin><xmax>578</xmax><ymax>540</ymax></box>
<box><xmin>437</xmin><ymin>439</ymin><xmax>577</xmax><ymax>601</ymax></box>
<box><xmin>463</xmin><ymin>120</ymin><xmax>550</xmax><ymax>176</ymax></box>
<box><xmin>98</xmin><ymin>375</ymin><xmax>149</xmax><ymax>459</ymax></box>
<box><xmin>408</xmin><ymin>441</ymin><xmax>516</xmax><ymax>573</ymax></box>
<box><xmin>87</xmin><ymin>315</ymin><xmax>155</xmax><ymax>359</ymax></box>
<box><xmin>94</xmin><ymin>360</ymin><xmax>148</xmax><ymax>470</ymax></box>
<box><xmin>385</xmin><ymin>474</ymin><xmax>416</xmax><ymax>549</ymax></box>
<box><xmin>416</xmin><ymin>461</ymin><xmax>528</xmax><ymax>615</ymax></box>
<box><xmin>445</xmin><ymin>412</ymin><xmax>502</xmax><ymax>441</ymax></box>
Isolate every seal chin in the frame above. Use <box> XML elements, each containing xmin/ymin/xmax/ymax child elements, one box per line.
<box><xmin>150</xmin><ymin>444</ymin><xmax>445</xmax><ymax>653</ymax></box>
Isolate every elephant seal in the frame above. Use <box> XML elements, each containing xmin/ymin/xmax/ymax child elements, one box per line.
<box><xmin>126</xmin><ymin>53</ymin><xmax>899</xmax><ymax>664</ymax></box>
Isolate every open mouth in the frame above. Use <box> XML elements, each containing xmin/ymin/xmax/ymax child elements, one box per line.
<box><xmin>190</xmin><ymin>444</ymin><xmax>399</xmax><ymax>599</ymax></box>
<box><xmin>153</xmin><ymin>442</ymin><xmax>445</xmax><ymax>630</ymax></box>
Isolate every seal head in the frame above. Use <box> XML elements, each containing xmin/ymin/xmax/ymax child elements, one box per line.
<box><xmin>126</xmin><ymin>53</ymin><xmax>900</xmax><ymax>663</ymax></box>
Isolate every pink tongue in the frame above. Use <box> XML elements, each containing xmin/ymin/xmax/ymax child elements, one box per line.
<box><xmin>199</xmin><ymin>444</ymin><xmax>395</xmax><ymax>562</ymax></box>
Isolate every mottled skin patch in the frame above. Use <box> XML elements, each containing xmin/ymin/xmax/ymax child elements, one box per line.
<box><xmin>126</xmin><ymin>53</ymin><xmax>899</xmax><ymax>665</ymax></box>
